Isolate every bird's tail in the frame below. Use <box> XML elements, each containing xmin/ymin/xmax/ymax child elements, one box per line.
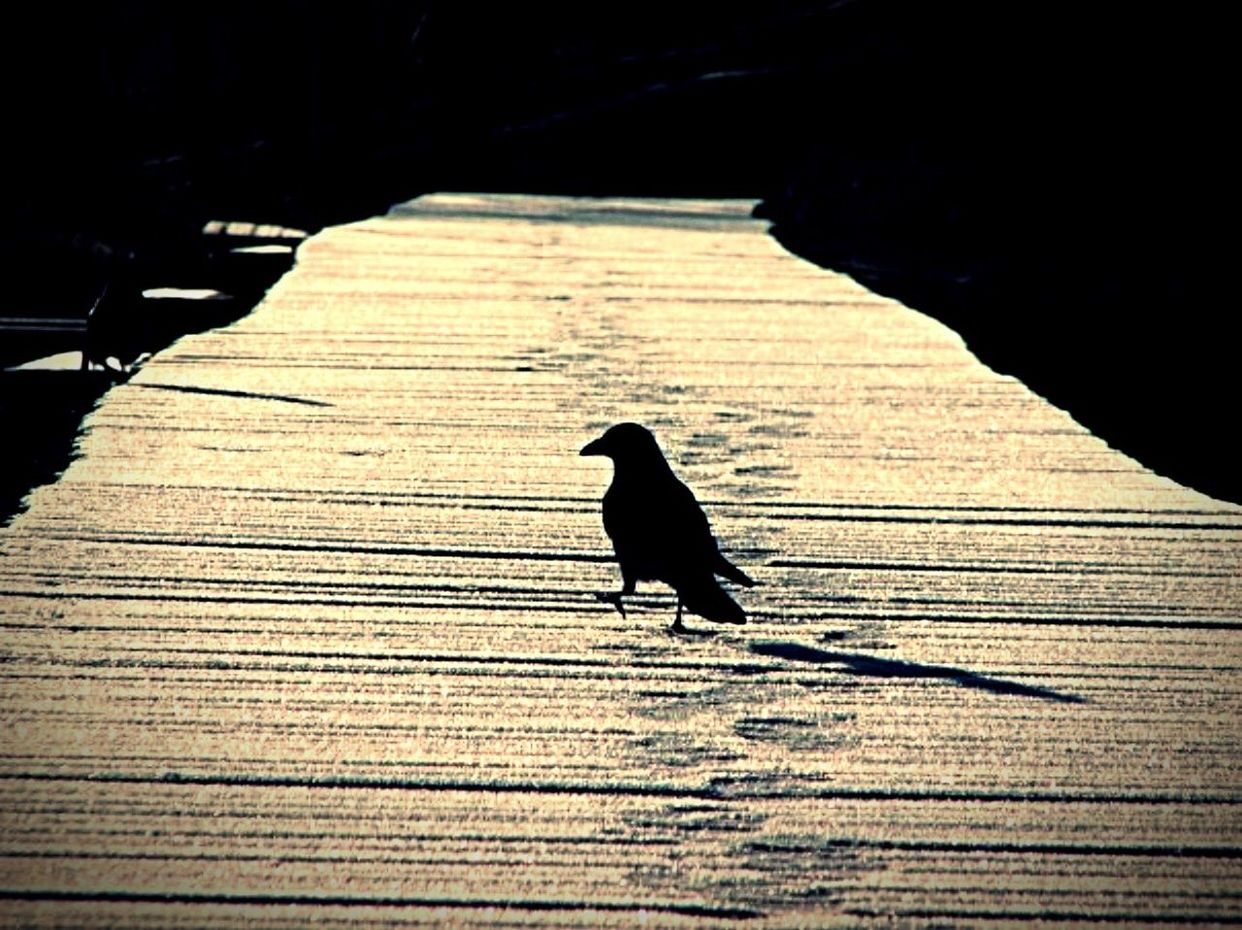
<box><xmin>713</xmin><ymin>552</ymin><xmax>755</xmax><ymax>588</ymax></box>
<box><xmin>681</xmin><ymin>577</ymin><xmax>747</xmax><ymax>625</ymax></box>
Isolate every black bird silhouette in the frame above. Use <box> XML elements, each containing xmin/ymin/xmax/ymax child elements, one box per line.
<box><xmin>580</xmin><ymin>423</ymin><xmax>755</xmax><ymax>633</ymax></box>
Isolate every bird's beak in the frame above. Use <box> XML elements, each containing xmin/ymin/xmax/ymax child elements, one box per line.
<box><xmin>580</xmin><ymin>437</ymin><xmax>607</xmax><ymax>457</ymax></box>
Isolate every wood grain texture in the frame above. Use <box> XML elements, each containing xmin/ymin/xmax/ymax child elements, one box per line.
<box><xmin>1</xmin><ymin>194</ymin><xmax>1239</xmax><ymax>928</ymax></box>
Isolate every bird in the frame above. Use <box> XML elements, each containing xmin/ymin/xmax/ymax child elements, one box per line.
<box><xmin>580</xmin><ymin>422</ymin><xmax>755</xmax><ymax>633</ymax></box>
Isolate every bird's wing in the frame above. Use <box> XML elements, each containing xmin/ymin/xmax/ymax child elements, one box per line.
<box><xmin>713</xmin><ymin>551</ymin><xmax>756</xmax><ymax>587</ymax></box>
<box><xmin>665</xmin><ymin>480</ymin><xmax>754</xmax><ymax>587</ymax></box>
<box><xmin>679</xmin><ymin>574</ymin><xmax>747</xmax><ymax>624</ymax></box>
<box><xmin>664</xmin><ymin>478</ymin><xmax>720</xmax><ymax>557</ymax></box>
<box><xmin>603</xmin><ymin>472</ymin><xmax>753</xmax><ymax>592</ymax></box>
<box><xmin>602</xmin><ymin>475</ymin><xmax>714</xmax><ymax>572</ymax></box>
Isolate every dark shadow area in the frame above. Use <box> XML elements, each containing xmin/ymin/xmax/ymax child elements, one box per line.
<box><xmin>3</xmin><ymin>2</ymin><xmax>1234</xmax><ymax>502</ymax></box>
<box><xmin>750</xmin><ymin>640</ymin><xmax>1085</xmax><ymax>704</ymax></box>
<box><xmin>0</xmin><ymin>242</ymin><xmax>298</xmax><ymax>525</ymax></box>
<box><xmin>84</xmin><ymin>291</ymin><xmax>250</xmax><ymax>373</ymax></box>
<box><xmin>0</xmin><ymin>372</ymin><xmax>118</xmax><ymax>526</ymax></box>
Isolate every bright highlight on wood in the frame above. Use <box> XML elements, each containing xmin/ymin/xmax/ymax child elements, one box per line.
<box><xmin>1</xmin><ymin>194</ymin><xmax>1239</xmax><ymax>927</ymax></box>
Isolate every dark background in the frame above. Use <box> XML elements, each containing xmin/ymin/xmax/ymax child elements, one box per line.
<box><xmin>3</xmin><ymin>1</ymin><xmax>1236</xmax><ymax>502</ymax></box>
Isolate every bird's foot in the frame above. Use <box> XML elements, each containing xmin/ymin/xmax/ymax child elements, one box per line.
<box><xmin>667</xmin><ymin>618</ymin><xmax>714</xmax><ymax>638</ymax></box>
<box><xmin>595</xmin><ymin>591</ymin><xmax>627</xmax><ymax>619</ymax></box>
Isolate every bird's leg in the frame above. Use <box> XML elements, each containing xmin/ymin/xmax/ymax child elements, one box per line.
<box><xmin>596</xmin><ymin>573</ymin><xmax>635</xmax><ymax>619</ymax></box>
<box><xmin>669</xmin><ymin>597</ymin><xmax>686</xmax><ymax>634</ymax></box>
<box><xmin>597</xmin><ymin>590</ymin><xmax>627</xmax><ymax>618</ymax></box>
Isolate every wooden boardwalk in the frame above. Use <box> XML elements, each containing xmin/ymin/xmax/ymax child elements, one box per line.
<box><xmin>1</xmin><ymin>194</ymin><xmax>1240</xmax><ymax>928</ymax></box>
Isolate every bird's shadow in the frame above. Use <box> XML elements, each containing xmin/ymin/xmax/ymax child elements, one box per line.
<box><xmin>669</xmin><ymin>625</ymin><xmax>718</xmax><ymax>639</ymax></box>
<box><xmin>749</xmin><ymin>640</ymin><xmax>1085</xmax><ymax>704</ymax></box>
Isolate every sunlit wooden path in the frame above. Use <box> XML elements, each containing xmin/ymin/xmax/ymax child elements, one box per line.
<box><xmin>2</xmin><ymin>194</ymin><xmax>1240</xmax><ymax>928</ymax></box>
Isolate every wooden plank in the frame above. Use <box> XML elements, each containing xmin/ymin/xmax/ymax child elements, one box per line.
<box><xmin>1</xmin><ymin>194</ymin><xmax>1239</xmax><ymax>927</ymax></box>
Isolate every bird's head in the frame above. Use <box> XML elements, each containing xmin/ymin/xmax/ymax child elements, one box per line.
<box><xmin>580</xmin><ymin>422</ymin><xmax>669</xmax><ymax>470</ymax></box>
